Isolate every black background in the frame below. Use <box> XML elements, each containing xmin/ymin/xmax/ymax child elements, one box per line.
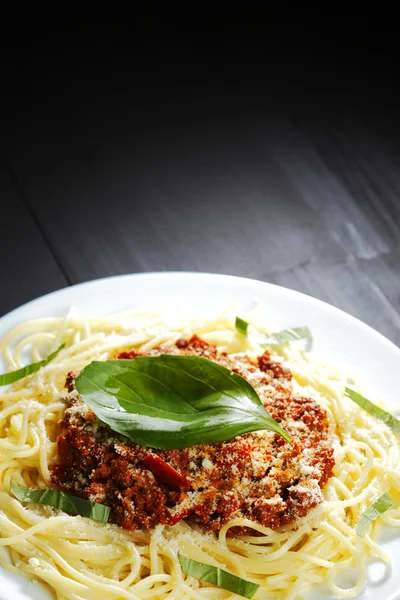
<box><xmin>1</xmin><ymin>16</ymin><xmax>400</xmax><ymax>345</ymax></box>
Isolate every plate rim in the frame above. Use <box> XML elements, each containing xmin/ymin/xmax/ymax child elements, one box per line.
<box><xmin>1</xmin><ymin>270</ymin><xmax>400</xmax><ymax>600</ymax></box>
<box><xmin>1</xmin><ymin>270</ymin><xmax>399</xmax><ymax>356</ymax></box>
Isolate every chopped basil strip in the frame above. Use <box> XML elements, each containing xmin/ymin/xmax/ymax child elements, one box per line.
<box><xmin>235</xmin><ymin>316</ymin><xmax>249</xmax><ymax>335</ymax></box>
<box><xmin>178</xmin><ymin>555</ymin><xmax>259</xmax><ymax>599</ymax></box>
<box><xmin>0</xmin><ymin>344</ymin><xmax>65</xmax><ymax>387</ymax></box>
<box><xmin>11</xmin><ymin>484</ymin><xmax>111</xmax><ymax>523</ymax></box>
<box><xmin>75</xmin><ymin>354</ymin><xmax>291</xmax><ymax>450</ymax></box>
<box><xmin>345</xmin><ymin>388</ymin><xmax>400</xmax><ymax>436</ymax></box>
<box><xmin>260</xmin><ymin>326</ymin><xmax>312</xmax><ymax>346</ymax></box>
<box><xmin>234</xmin><ymin>317</ymin><xmax>311</xmax><ymax>346</ymax></box>
<box><xmin>356</xmin><ymin>493</ymin><xmax>392</xmax><ymax>538</ymax></box>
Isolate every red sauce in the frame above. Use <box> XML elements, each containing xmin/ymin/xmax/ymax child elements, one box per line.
<box><xmin>51</xmin><ymin>336</ymin><xmax>335</xmax><ymax>532</ymax></box>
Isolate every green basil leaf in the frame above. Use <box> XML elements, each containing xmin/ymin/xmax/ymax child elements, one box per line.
<box><xmin>345</xmin><ymin>388</ymin><xmax>400</xmax><ymax>436</ymax></box>
<box><xmin>0</xmin><ymin>344</ymin><xmax>65</xmax><ymax>387</ymax></box>
<box><xmin>235</xmin><ymin>316</ymin><xmax>249</xmax><ymax>335</ymax></box>
<box><xmin>179</xmin><ymin>555</ymin><xmax>259</xmax><ymax>599</ymax></box>
<box><xmin>11</xmin><ymin>484</ymin><xmax>111</xmax><ymax>523</ymax></box>
<box><xmin>75</xmin><ymin>354</ymin><xmax>291</xmax><ymax>450</ymax></box>
<box><xmin>356</xmin><ymin>493</ymin><xmax>392</xmax><ymax>538</ymax></box>
<box><xmin>259</xmin><ymin>326</ymin><xmax>312</xmax><ymax>346</ymax></box>
<box><xmin>234</xmin><ymin>317</ymin><xmax>311</xmax><ymax>346</ymax></box>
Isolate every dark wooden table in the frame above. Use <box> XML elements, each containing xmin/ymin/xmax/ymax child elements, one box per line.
<box><xmin>1</xmin><ymin>22</ymin><xmax>399</xmax><ymax>346</ymax></box>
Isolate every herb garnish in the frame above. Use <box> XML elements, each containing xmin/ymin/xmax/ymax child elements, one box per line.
<box><xmin>75</xmin><ymin>354</ymin><xmax>291</xmax><ymax>450</ymax></box>
<box><xmin>356</xmin><ymin>493</ymin><xmax>392</xmax><ymax>538</ymax></box>
<box><xmin>235</xmin><ymin>318</ymin><xmax>311</xmax><ymax>346</ymax></box>
<box><xmin>345</xmin><ymin>388</ymin><xmax>400</xmax><ymax>436</ymax></box>
<box><xmin>11</xmin><ymin>484</ymin><xmax>110</xmax><ymax>523</ymax></box>
<box><xmin>0</xmin><ymin>344</ymin><xmax>65</xmax><ymax>386</ymax></box>
<box><xmin>178</xmin><ymin>554</ymin><xmax>260</xmax><ymax>599</ymax></box>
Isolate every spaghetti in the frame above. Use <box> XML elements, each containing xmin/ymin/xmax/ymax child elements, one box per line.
<box><xmin>0</xmin><ymin>308</ymin><xmax>399</xmax><ymax>600</ymax></box>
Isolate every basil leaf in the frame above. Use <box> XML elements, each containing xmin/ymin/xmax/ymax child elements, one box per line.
<box><xmin>262</xmin><ymin>326</ymin><xmax>312</xmax><ymax>345</ymax></box>
<box><xmin>235</xmin><ymin>316</ymin><xmax>249</xmax><ymax>335</ymax></box>
<box><xmin>75</xmin><ymin>354</ymin><xmax>291</xmax><ymax>450</ymax></box>
<box><xmin>11</xmin><ymin>484</ymin><xmax>110</xmax><ymax>524</ymax></box>
<box><xmin>179</xmin><ymin>555</ymin><xmax>259</xmax><ymax>599</ymax></box>
<box><xmin>356</xmin><ymin>493</ymin><xmax>392</xmax><ymax>538</ymax></box>
<box><xmin>234</xmin><ymin>317</ymin><xmax>311</xmax><ymax>346</ymax></box>
<box><xmin>0</xmin><ymin>344</ymin><xmax>65</xmax><ymax>387</ymax></box>
<box><xmin>345</xmin><ymin>388</ymin><xmax>400</xmax><ymax>436</ymax></box>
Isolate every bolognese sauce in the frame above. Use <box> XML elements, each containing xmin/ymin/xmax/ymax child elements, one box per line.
<box><xmin>51</xmin><ymin>336</ymin><xmax>334</xmax><ymax>532</ymax></box>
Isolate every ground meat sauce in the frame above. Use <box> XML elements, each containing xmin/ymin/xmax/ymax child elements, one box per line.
<box><xmin>51</xmin><ymin>335</ymin><xmax>335</xmax><ymax>533</ymax></box>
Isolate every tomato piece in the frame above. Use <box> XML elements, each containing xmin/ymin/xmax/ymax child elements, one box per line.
<box><xmin>142</xmin><ymin>454</ymin><xmax>189</xmax><ymax>491</ymax></box>
<box><xmin>57</xmin><ymin>435</ymin><xmax>73</xmax><ymax>467</ymax></box>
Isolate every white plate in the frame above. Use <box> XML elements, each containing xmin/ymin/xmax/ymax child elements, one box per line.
<box><xmin>0</xmin><ymin>272</ymin><xmax>399</xmax><ymax>600</ymax></box>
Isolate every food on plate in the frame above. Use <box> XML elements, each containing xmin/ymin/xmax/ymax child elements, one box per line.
<box><xmin>0</xmin><ymin>309</ymin><xmax>399</xmax><ymax>599</ymax></box>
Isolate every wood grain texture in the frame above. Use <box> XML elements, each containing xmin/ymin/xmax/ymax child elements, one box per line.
<box><xmin>0</xmin><ymin>23</ymin><xmax>399</xmax><ymax>346</ymax></box>
<box><xmin>271</xmin><ymin>258</ymin><xmax>400</xmax><ymax>347</ymax></box>
<box><xmin>292</xmin><ymin>120</ymin><xmax>400</xmax><ymax>249</ymax></box>
<box><xmin>2</xmin><ymin>120</ymin><xmax>350</xmax><ymax>282</ymax></box>
<box><xmin>0</xmin><ymin>166</ymin><xmax>68</xmax><ymax>317</ymax></box>
<box><xmin>3</xmin><ymin>116</ymin><xmax>400</xmax><ymax>347</ymax></box>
